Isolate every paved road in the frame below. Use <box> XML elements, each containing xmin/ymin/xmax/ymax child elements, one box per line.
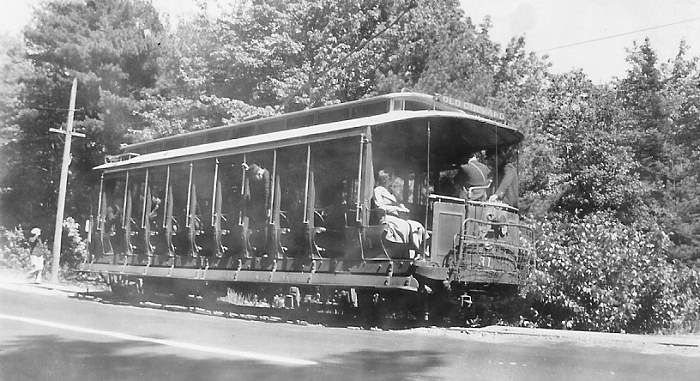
<box><xmin>0</xmin><ymin>284</ymin><xmax>698</xmax><ymax>381</ymax></box>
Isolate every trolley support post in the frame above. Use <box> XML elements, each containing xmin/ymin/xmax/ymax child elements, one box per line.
<box><xmin>49</xmin><ymin>77</ymin><xmax>85</xmax><ymax>284</ymax></box>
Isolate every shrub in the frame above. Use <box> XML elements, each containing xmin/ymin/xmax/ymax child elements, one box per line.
<box><xmin>0</xmin><ymin>217</ymin><xmax>88</xmax><ymax>274</ymax></box>
<box><xmin>524</xmin><ymin>212</ymin><xmax>700</xmax><ymax>333</ymax></box>
<box><xmin>60</xmin><ymin>217</ymin><xmax>87</xmax><ymax>269</ymax></box>
<box><xmin>0</xmin><ymin>226</ymin><xmax>31</xmax><ymax>270</ymax></box>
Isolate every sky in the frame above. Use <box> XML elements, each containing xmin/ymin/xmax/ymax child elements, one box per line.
<box><xmin>2</xmin><ymin>0</ymin><xmax>700</xmax><ymax>83</ymax></box>
<box><xmin>460</xmin><ymin>0</ymin><xmax>700</xmax><ymax>82</ymax></box>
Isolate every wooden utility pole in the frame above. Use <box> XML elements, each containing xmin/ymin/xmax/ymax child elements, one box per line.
<box><xmin>49</xmin><ymin>78</ymin><xmax>85</xmax><ymax>284</ymax></box>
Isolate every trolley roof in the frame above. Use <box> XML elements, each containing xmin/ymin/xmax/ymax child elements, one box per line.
<box><xmin>121</xmin><ymin>92</ymin><xmax>510</xmax><ymax>155</ymax></box>
<box><xmin>96</xmin><ymin>109</ymin><xmax>522</xmax><ymax>173</ymax></box>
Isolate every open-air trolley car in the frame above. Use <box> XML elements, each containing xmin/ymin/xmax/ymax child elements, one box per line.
<box><xmin>81</xmin><ymin>92</ymin><xmax>533</xmax><ymax>324</ymax></box>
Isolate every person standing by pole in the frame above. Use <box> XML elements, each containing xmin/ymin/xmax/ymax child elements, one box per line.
<box><xmin>26</xmin><ymin>228</ymin><xmax>46</xmax><ymax>283</ymax></box>
<box><xmin>49</xmin><ymin>77</ymin><xmax>84</xmax><ymax>284</ymax></box>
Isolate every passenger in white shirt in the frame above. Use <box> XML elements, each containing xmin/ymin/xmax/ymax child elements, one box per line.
<box><xmin>372</xmin><ymin>169</ymin><xmax>425</xmax><ymax>254</ymax></box>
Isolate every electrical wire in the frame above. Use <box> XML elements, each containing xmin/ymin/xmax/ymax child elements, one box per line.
<box><xmin>324</xmin><ymin>1</ymin><xmax>417</xmax><ymax>73</ymax></box>
<box><xmin>536</xmin><ymin>16</ymin><xmax>700</xmax><ymax>53</ymax></box>
<box><xmin>283</xmin><ymin>0</ymin><xmax>417</xmax><ymax>108</ymax></box>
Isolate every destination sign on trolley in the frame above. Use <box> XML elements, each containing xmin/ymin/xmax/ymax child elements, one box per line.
<box><xmin>433</xmin><ymin>93</ymin><xmax>506</xmax><ymax>123</ymax></box>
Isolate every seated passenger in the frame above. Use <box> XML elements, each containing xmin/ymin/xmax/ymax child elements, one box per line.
<box><xmin>372</xmin><ymin>169</ymin><xmax>425</xmax><ymax>253</ymax></box>
<box><xmin>486</xmin><ymin>146</ymin><xmax>519</xmax><ymax>208</ymax></box>
<box><xmin>454</xmin><ymin>154</ymin><xmax>491</xmax><ymax>201</ymax></box>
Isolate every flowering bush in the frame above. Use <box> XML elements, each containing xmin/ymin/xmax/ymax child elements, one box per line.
<box><xmin>0</xmin><ymin>217</ymin><xmax>88</xmax><ymax>273</ymax></box>
<box><xmin>0</xmin><ymin>226</ymin><xmax>32</xmax><ymax>270</ymax></box>
<box><xmin>524</xmin><ymin>212</ymin><xmax>700</xmax><ymax>333</ymax></box>
<box><xmin>60</xmin><ymin>217</ymin><xmax>87</xmax><ymax>268</ymax></box>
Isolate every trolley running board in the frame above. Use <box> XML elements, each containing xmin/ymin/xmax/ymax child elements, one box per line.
<box><xmin>81</xmin><ymin>263</ymin><xmax>420</xmax><ymax>291</ymax></box>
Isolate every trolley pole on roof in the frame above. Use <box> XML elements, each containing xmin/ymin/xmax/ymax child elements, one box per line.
<box><xmin>49</xmin><ymin>77</ymin><xmax>85</xmax><ymax>284</ymax></box>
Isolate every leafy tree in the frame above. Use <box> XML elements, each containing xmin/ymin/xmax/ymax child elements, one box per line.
<box><xmin>393</xmin><ymin>5</ymin><xmax>500</xmax><ymax>104</ymax></box>
<box><xmin>0</xmin><ymin>35</ymin><xmax>33</xmax><ymax>220</ymax></box>
<box><xmin>513</xmin><ymin>40</ymin><xmax>699</xmax><ymax>331</ymax></box>
<box><xmin>0</xmin><ymin>34</ymin><xmax>31</xmax><ymax>146</ymax></box>
<box><xmin>0</xmin><ymin>0</ymin><xmax>165</xmax><ymax>231</ymax></box>
<box><xmin>488</xmin><ymin>37</ymin><xmax>553</xmax><ymax>217</ymax></box>
<box><xmin>616</xmin><ymin>38</ymin><xmax>700</xmax><ymax>263</ymax></box>
<box><xmin>508</xmin><ymin>68</ymin><xmax>649</xmax><ymax>222</ymax></box>
<box><xmin>132</xmin><ymin>94</ymin><xmax>275</xmax><ymax>141</ymax></box>
<box><xmin>153</xmin><ymin>0</ymin><xmax>501</xmax><ymax>111</ymax></box>
<box><xmin>656</xmin><ymin>42</ymin><xmax>700</xmax><ymax>263</ymax></box>
<box><xmin>618</xmin><ymin>38</ymin><xmax>669</xmax><ymax>182</ymax></box>
<box><xmin>130</xmin><ymin>0</ymin><xmax>509</xmax><ymax>142</ymax></box>
<box><xmin>549</xmin><ymin>72</ymin><xmax>648</xmax><ymax>221</ymax></box>
<box><xmin>154</xmin><ymin>0</ymin><xmax>414</xmax><ymax>111</ymax></box>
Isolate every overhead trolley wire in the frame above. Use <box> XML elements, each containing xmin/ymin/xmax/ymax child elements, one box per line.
<box><xmin>536</xmin><ymin>16</ymin><xmax>700</xmax><ymax>53</ymax></box>
<box><xmin>324</xmin><ymin>0</ymin><xmax>417</xmax><ymax>73</ymax></box>
<box><xmin>278</xmin><ymin>0</ymin><xmax>417</xmax><ymax>109</ymax></box>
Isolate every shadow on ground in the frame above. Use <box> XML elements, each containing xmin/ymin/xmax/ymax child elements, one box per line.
<box><xmin>0</xmin><ymin>335</ymin><xmax>444</xmax><ymax>381</ymax></box>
